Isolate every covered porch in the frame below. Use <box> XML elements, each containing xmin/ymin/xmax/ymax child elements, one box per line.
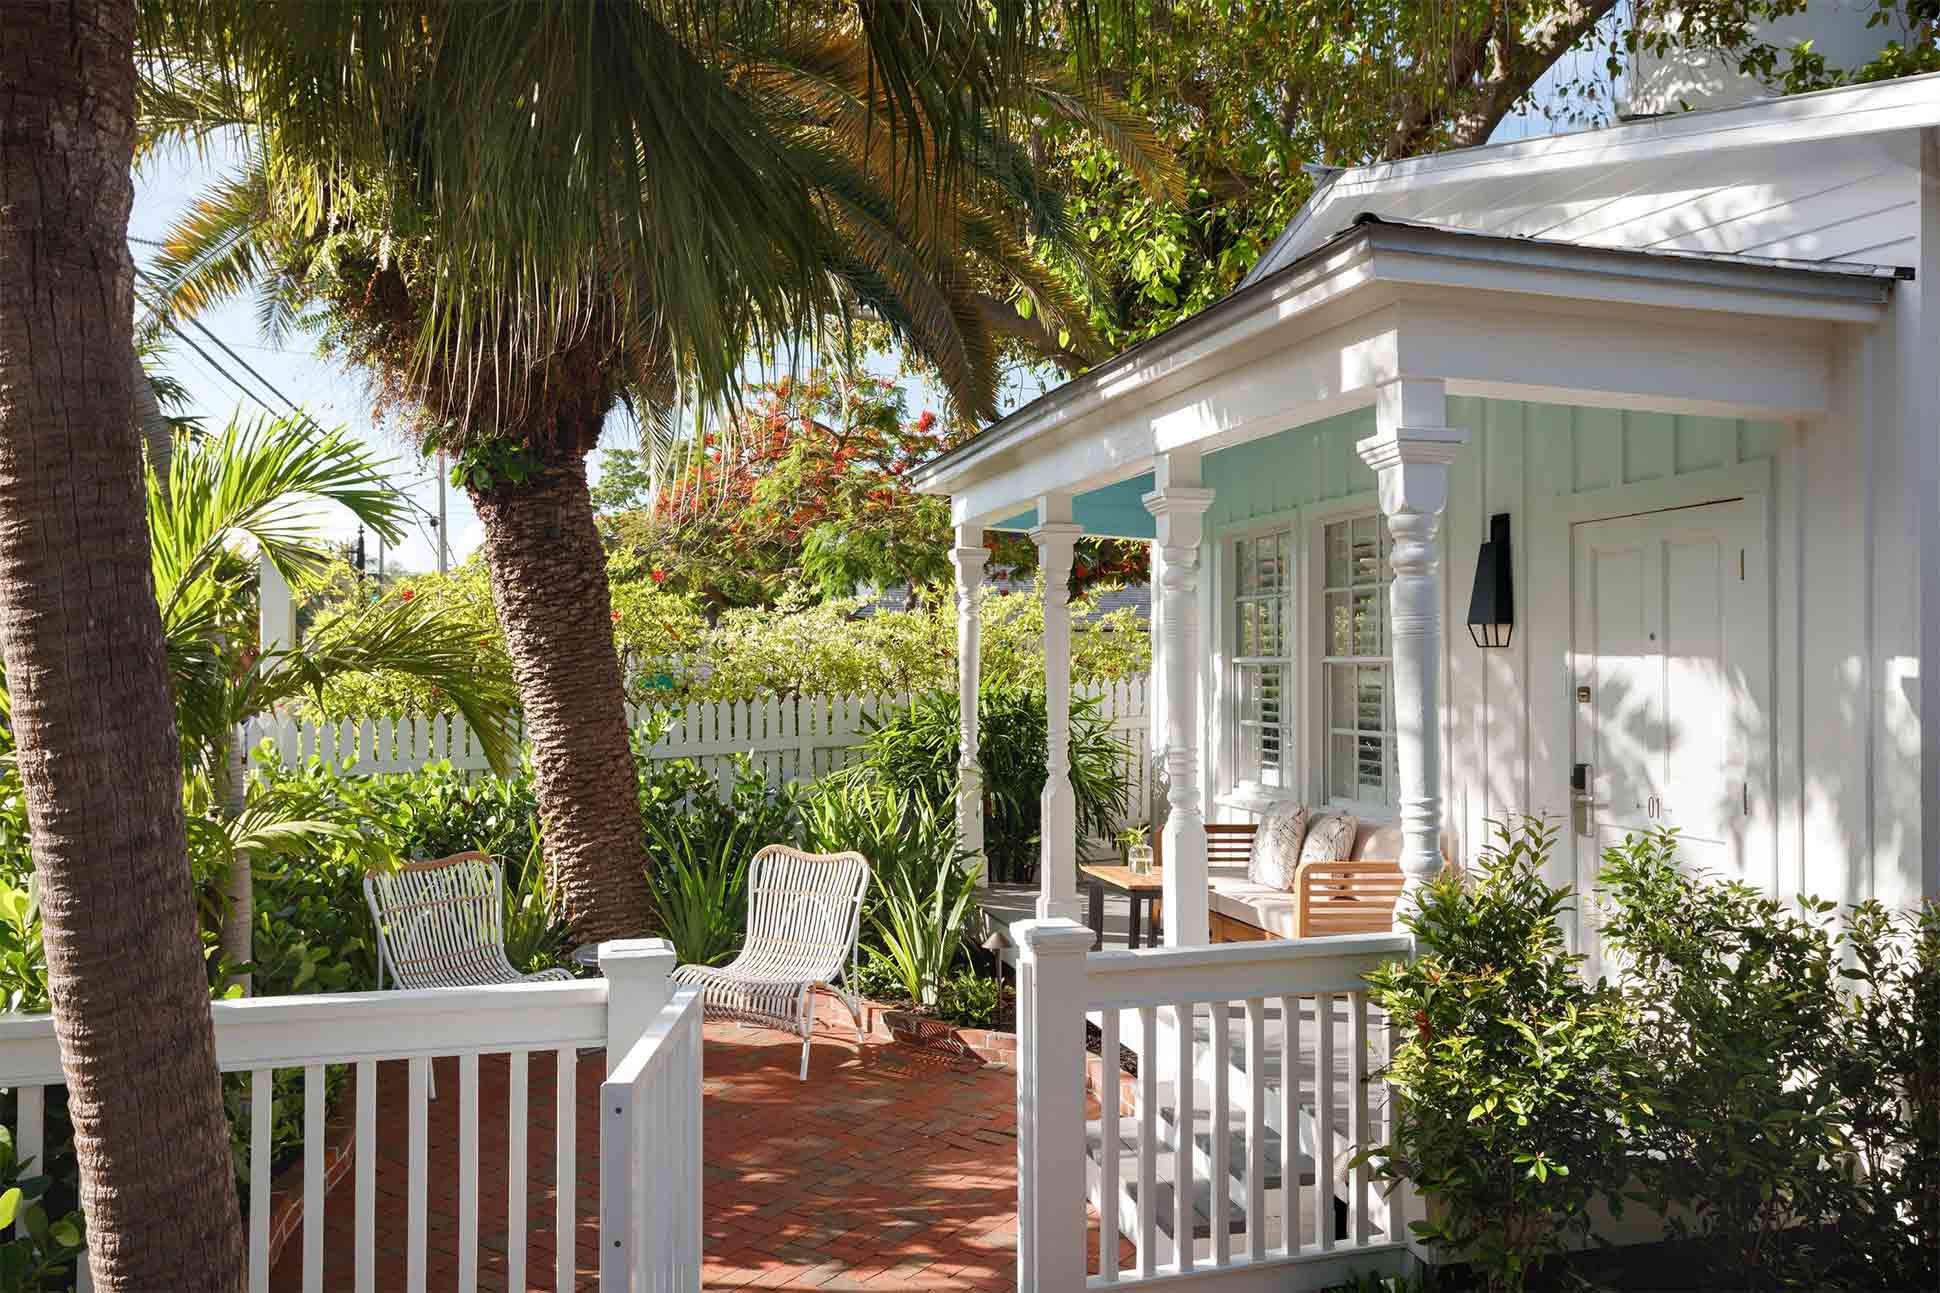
<box><xmin>919</xmin><ymin>213</ymin><xmax>1900</xmax><ymax>949</ymax></box>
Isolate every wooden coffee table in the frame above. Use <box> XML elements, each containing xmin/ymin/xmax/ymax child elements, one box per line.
<box><xmin>1079</xmin><ymin>865</ymin><xmax>1164</xmax><ymax>950</ymax></box>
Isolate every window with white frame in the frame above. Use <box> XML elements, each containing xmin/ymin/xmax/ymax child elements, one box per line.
<box><xmin>1321</xmin><ymin>513</ymin><xmax>1396</xmax><ymax>806</ymax></box>
<box><xmin>1231</xmin><ymin>528</ymin><xmax>1293</xmax><ymax>788</ymax></box>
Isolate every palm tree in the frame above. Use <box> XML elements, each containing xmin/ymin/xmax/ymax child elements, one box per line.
<box><xmin>0</xmin><ymin>1</ymin><xmax>244</xmax><ymax>1284</ymax></box>
<box><xmin>143</xmin><ymin>9</ymin><xmax>1174</xmax><ymax>942</ymax></box>
<box><xmin>146</xmin><ymin>415</ymin><xmax>519</xmax><ymax>989</ymax></box>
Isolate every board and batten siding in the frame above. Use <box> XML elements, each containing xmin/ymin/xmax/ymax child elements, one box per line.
<box><xmin>1192</xmin><ymin>394</ymin><xmax>1922</xmax><ymax>911</ymax></box>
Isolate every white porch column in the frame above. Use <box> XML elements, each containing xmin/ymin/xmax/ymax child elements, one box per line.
<box><xmin>1357</xmin><ymin>381</ymin><xmax>1470</xmax><ymax>907</ymax></box>
<box><xmin>1144</xmin><ymin>455</ymin><xmax>1216</xmax><ymax>947</ymax></box>
<box><xmin>952</xmin><ymin>525</ymin><xmax>990</xmax><ymax>884</ymax></box>
<box><xmin>1033</xmin><ymin>497</ymin><xmax>1085</xmax><ymax>922</ymax></box>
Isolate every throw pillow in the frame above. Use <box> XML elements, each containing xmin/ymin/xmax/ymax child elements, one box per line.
<box><xmin>1299</xmin><ymin>812</ymin><xmax>1359</xmax><ymax>865</ymax></box>
<box><xmin>1247</xmin><ymin>802</ymin><xmax>1310</xmax><ymax>890</ymax></box>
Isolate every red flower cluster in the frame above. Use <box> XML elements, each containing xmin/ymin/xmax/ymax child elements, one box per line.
<box><xmin>650</xmin><ymin>569</ymin><xmax>667</xmax><ymax>584</ymax></box>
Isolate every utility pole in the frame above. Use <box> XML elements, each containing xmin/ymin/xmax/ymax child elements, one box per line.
<box><xmin>436</xmin><ymin>450</ymin><xmax>449</xmax><ymax>575</ymax></box>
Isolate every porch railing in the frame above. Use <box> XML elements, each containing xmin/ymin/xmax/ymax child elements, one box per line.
<box><xmin>1014</xmin><ymin>919</ymin><xmax>1413</xmax><ymax>1291</ymax></box>
<box><xmin>0</xmin><ymin>940</ymin><xmax>701</xmax><ymax>1293</ymax></box>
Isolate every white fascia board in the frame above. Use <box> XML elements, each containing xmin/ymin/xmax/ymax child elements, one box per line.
<box><xmin>1400</xmin><ymin>299</ymin><xmax>1832</xmax><ymax>419</ymax></box>
<box><xmin>1257</xmin><ymin>71</ymin><xmax>1940</xmax><ymax>273</ymax></box>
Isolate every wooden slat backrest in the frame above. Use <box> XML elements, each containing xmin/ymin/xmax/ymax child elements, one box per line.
<box><xmin>1151</xmin><ymin>821</ymin><xmax>1258</xmax><ymax>870</ymax></box>
<box><xmin>1293</xmin><ymin>859</ymin><xmax>1405</xmax><ymax>939</ymax></box>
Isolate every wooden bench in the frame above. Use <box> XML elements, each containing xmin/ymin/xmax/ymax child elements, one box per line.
<box><xmin>1154</xmin><ymin>819</ymin><xmax>1408</xmax><ymax>941</ymax></box>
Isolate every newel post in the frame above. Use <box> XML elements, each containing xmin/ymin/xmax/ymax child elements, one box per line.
<box><xmin>1013</xmin><ymin>918</ymin><xmax>1094</xmax><ymax>1292</ymax></box>
<box><xmin>1357</xmin><ymin>381</ymin><xmax>1469</xmax><ymax>910</ymax></box>
<box><xmin>1033</xmin><ymin>497</ymin><xmax>1085</xmax><ymax>922</ymax></box>
<box><xmin>598</xmin><ymin>938</ymin><xmax>677</xmax><ymax>1076</ymax></box>
<box><xmin>952</xmin><ymin>524</ymin><xmax>990</xmax><ymax>883</ymax></box>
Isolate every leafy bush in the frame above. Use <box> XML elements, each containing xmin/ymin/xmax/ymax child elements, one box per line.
<box><xmin>852</xmin><ymin>951</ymin><xmax>1008</xmax><ymax>1029</ymax></box>
<box><xmin>856</xmin><ymin>684</ymin><xmax>1133</xmax><ymax>883</ymax></box>
<box><xmin>1599</xmin><ymin>830</ymin><xmax>1935</xmax><ymax>1288</ymax></box>
<box><xmin>0</xmin><ymin>881</ymin><xmax>49</xmax><ymax>1014</ymax></box>
<box><xmin>1364</xmin><ymin>818</ymin><xmax>1650</xmax><ymax>1293</ymax></box>
<box><xmin>1831</xmin><ymin>897</ymin><xmax>1940</xmax><ymax>1287</ymax></box>
<box><xmin>0</xmin><ymin>1125</ymin><xmax>84</xmax><ymax>1292</ymax></box>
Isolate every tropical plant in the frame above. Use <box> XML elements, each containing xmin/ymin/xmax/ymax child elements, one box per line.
<box><xmin>142</xmin><ymin>415</ymin><xmax>519</xmax><ymax>988</ymax></box>
<box><xmin>641</xmin><ymin>814</ymin><xmax>764</xmax><ymax>969</ymax></box>
<box><xmin>1362</xmin><ymin>817</ymin><xmax>1650</xmax><ymax>1293</ymax></box>
<box><xmin>801</xmin><ymin>775</ymin><xmax>964</xmax><ymax>924</ymax></box>
<box><xmin>501</xmin><ymin>835</ymin><xmax>573</xmax><ymax>978</ymax></box>
<box><xmin>857</xmin><ymin>684</ymin><xmax>1133</xmax><ymax>882</ymax></box>
<box><xmin>869</xmin><ymin>851</ymin><xmax>984</xmax><ymax>1010</ymax></box>
<box><xmin>0</xmin><ymin>1</ymin><xmax>245</xmax><ymax>1280</ymax></box>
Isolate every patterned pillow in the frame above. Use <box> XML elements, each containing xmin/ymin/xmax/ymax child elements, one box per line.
<box><xmin>1246</xmin><ymin>802</ymin><xmax>1310</xmax><ymax>890</ymax></box>
<box><xmin>1299</xmin><ymin>812</ymin><xmax>1359</xmax><ymax>866</ymax></box>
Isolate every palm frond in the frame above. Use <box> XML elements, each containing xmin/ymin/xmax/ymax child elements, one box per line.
<box><xmin>253</xmin><ymin>601</ymin><xmax>521</xmax><ymax>775</ymax></box>
<box><xmin>149</xmin><ymin>414</ymin><xmax>407</xmax><ymax>612</ymax></box>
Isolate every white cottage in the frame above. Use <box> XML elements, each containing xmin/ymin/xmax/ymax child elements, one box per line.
<box><xmin>919</xmin><ymin>74</ymin><xmax>1940</xmax><ymax>968</ymax></box>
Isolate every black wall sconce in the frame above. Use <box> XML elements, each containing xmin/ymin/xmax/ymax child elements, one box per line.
<box><xmin>1467</xmin><ymin>512</ymin><xmax>1514</xmax><ymax>648</ymax></box>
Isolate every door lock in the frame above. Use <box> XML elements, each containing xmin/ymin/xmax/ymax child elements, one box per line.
<box><xmin>1571</xmin><ymin>763</ymin><xmax>1593</xmax><ymax>835</ymax></box>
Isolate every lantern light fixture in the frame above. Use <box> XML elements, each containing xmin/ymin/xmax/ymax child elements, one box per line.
<box><xmin>1466</xmin><ymin>512</ymin><xmax>1514</xmax><ymax>649</ymax></box>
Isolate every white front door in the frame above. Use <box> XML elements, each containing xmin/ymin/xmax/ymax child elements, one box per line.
<box><xmin>1570</xmin><ymin>498</ymin><xmax>1770</xmax><ymax>971</ymax></box>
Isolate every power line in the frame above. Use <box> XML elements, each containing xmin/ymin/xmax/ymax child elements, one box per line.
<box><xmin>131</xmin><ymin>255</ymin><xmax>453</xmax><ymax>540</ymax></box>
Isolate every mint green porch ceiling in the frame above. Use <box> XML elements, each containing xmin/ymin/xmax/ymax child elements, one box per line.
<box><xmin>991</xmin><ymin>473</ymin><xmax>1157</xmax><ymax>538</ymax></box>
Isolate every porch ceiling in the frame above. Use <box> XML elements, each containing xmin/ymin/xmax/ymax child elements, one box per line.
<box><xmin>914</xmin><ymin>215</ymin><xmax>1902</xmax><ymax>530</ymax></box>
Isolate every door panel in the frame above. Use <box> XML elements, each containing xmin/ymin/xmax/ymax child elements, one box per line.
<box><xmin>1570</xmin><ymin>498</ymin><xmax>1769</xmax><ymax>975</ymax></box>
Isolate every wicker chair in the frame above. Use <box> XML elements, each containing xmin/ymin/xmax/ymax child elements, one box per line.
<box><xmin>671</xmin><ymin>845</ymin><xmax>871</xmax><ymax>1082</ymax></box>
<box><xmin>364</xmin><ymin>852</ymin><xmax>574</xmax><ymax>991</ymax></box>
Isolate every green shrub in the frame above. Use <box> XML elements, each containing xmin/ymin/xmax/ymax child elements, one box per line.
<box><xmin>1599</xmin><ymin>830</ymin><xmax>1931</xmax><ymax>1288</ymax></box>
<box><xmin>1364</xmin><ymin>817</ymin><xmax>1650</xmax><ymax>1293</ymax></box>
<box><xmin>641</xmin><ymin>811</ymin><xmax>764</xmax><ymax>968</ymax></box>
<box><xmin>0</xmin><ymin>1125</ymin><xmax>84</xmax><ymax>1292</ymax></box>
<box><xmin>1831</xmin><ymin>898</ymin><xmax>1940</xmax><ymax>1286</ymax></box>
<box><xmin>856</xmin><ymin>684</ymin><xmax>1132</xmax><ymax>883</ymax></box>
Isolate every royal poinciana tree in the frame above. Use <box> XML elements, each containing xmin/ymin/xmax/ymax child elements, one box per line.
<box><xmin>599</xmin><ymin>368</ymin><xmax>1150</xmax><ymax>611</ymax></box>
<box><xmin>145</xmin><ymin>3</ymin><xmax>1171</xmax><ymax>941</ymax></box>
<box><xmin>0</xmin><ymin>0</ymin><xmax>245</xmax><ymax>1285</ymax></box>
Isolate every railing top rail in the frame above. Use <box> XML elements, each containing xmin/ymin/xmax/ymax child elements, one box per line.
<box><xmin>0</xmin><ymin>979</ymin><xmax>611</xmax><ymax>1085</ymax></box>
<box><xmin>604</xmin><ymin>986</ymin><xmax>704</xmax><ymax>1091</ymax></box>
<box><xmin>1082</xmin><ymin>930</ymin><xmax>1414</xmax><ymax>975</ymax></box>
<box><xmin>1049</xmin><ymin>926</ymin><xmax>1414</xmax><ymax>1012</ymax></box>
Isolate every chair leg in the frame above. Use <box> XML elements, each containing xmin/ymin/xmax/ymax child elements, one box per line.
<box><xmin>798</xmin><ymin>989</ymin><xmax>814</xmax><ymax>1082</ymax></box>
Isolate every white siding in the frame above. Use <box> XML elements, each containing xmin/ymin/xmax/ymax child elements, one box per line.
<box><xmin>1197</xmin><ymin>391</ymin><xmax>1919</xmax><ymax>908</ymax></box>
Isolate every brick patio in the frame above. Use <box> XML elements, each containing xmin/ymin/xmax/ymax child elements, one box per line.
<box><xmin>267</xmin><ymin>1009</ymin><xmax>1128</xmax><ymax>1290</ymax></box>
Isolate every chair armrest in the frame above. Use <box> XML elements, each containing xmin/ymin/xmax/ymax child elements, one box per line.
<box><xmin>1293</xmin><ymin>858</ymin><xmax>1405</xmax><ymax>939</ymax></box>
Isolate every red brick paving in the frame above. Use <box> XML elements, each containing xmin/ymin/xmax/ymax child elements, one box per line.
<box><xmin>267</xmin><ymin>1005</ymin><xmax>1133</xmax><ymax>1290</ymax></box>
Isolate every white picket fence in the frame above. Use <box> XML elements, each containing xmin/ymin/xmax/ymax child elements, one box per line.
<box><xmin>243</xmin><ymin>679</ymin><xmax>1154</xmax><ymax>830</ymax></box>
<box><xmin>1014</xmin><ymin>919</ymin><xmax>1414</xmax><ymax>1291</ymax></box>
<box><xmin>0</xmin><ymin>940</ymin><xmax>701</xmax><ymax>1293</ymax></box>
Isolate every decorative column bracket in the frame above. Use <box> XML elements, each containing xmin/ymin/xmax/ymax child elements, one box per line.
<box><xmin>1143</xmin><ymin>482</ymin><xmax>1216</xmax><ymax>947</ymax></box>
<box><xmin>1032</xmin><ymin>516</ymin><xmax>1085</xmax><ymax>923</ymax></box>
<box><xmin>1354</xmin><ymin>423</ymin><xmax>1469</xmax><ymax>908</ymax></box>
<box><xmin>951</xmin><ymin>534</ymin><xmax>990</xmax><ymax>884</ymax></box>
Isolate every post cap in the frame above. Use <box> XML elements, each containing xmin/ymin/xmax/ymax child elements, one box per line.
<box><xmin>1011</xmin><ymin>918</ymin><xmax>1095</xmax><ymax>957</ymax></box>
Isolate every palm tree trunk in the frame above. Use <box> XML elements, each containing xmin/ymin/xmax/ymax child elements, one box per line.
<box><xmin>0</xmin><ymin>2</ymin><xmax>246</xmax><ymax>1287</ymax></box>
<box><xmin>472</xmin><ymin>449</ymin><xmax>650</xmax><ymax>942</ymax></box>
